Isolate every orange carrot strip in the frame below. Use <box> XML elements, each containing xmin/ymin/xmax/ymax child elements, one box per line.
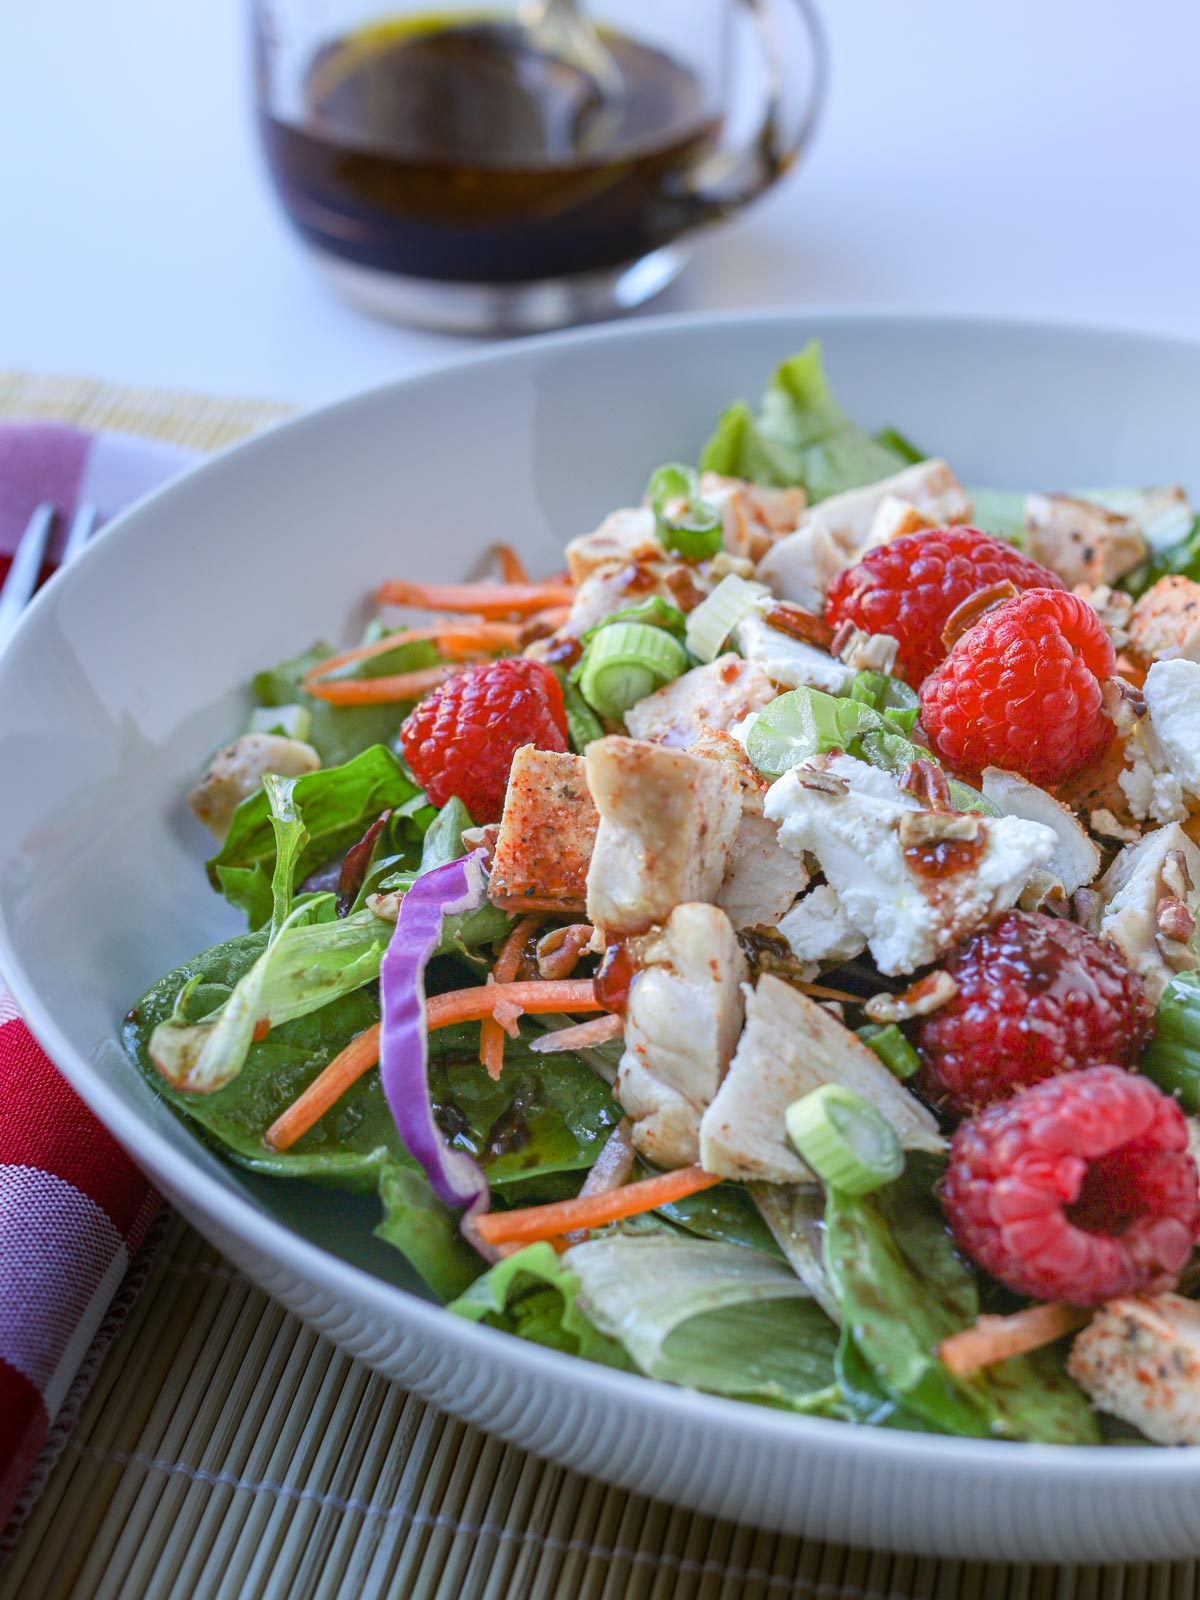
<box><xmin>474</xmin><ymin>1163</ymin><xmax>720</xmax><ymax>1248</ymax></box>
<box><xmin>938</xmin><ymin>1304</ymin><xmax>1092</xmax><ymax>1375</ymax></box>
<box><xmin>529</xmin><ymin>1015</ymin><xmax>623</xmax><ymax>1054</ymax></box>
<box><xmin>306</xmin><ymin>665</ymin><xmax>458</xmax><ymax>705</ymax></box>
<box><xmin>303</xmin><ymin>622</ymin><xmax>520</xmax><ymax>689</ymax></box>
<box><xmin>378</xmin><ymin>579</ymin><xmax>575</xmax><ymax>620</ymax></box>
<box><xmin>264</xmin><ymin>1024</ymin><xmax>383</xmax><ymax>1152</ymax></box>
<box><xmin>494</xmin><ymin>544</ymin><xmax>529</xmax><ymax>584</ymax></box>
<box><xmin>263</xmin><ymin>979</ymin><xmax>599</xmax><ymax>1152</ymax></box>
<box><xmin>480</xmin><ymin>915</ymin><xmax>544</xmax><ymax>1081</ymax></box>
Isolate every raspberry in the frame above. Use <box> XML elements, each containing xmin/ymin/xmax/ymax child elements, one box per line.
<box><xmin>824</xmin><ymin>527</ymin><xmax>1063</xmax><ymax>687</ymax></box>
<box><xmin>941</xmin><ymin>1067</ymin><xmax>1200</xmax><ymax>1305</ymax></box>
<box><xmin>919</xmin><ymin>589</ymin><xmax>1115</xmax><ymax>786</ymax></box>
<box><xmin>400</xmin><ymin>657</ymin><xmax>569</xmax><ymax>822</ymax></box>
<box><xmin>917</xmin><ymin>911</ymin><xmax>1152</xmax><ymax>1115</ymax></box>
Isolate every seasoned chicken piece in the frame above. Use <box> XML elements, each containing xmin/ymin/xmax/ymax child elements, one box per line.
<box><xmin>1144</xmin><ymin>659</ymin><xmax>1200</xmax><ymax>801</ymax></box>
<box><xmin>756</xmin><ymin>458</ymin><xmax>971</xmax><ymax>609</ymax></box>
<box><xmin>1058</xmin><ymin>735</ymin><xmax>1144</xmax><ymax>841</ymax></box>
<box><xmin>1097</xmin><ymin>823</ymin><xmax>1200</xmax><ymax>1003</ymax></box>
<box><xmin>733</xmin><ymin>611</ymin><xmax>855</xmax><ymax>695</ymax></box>
<box><xmin>1128</xmin><ymin>577</ymin><xmax>1200</xmax><ymax>667</ymax></box>
<box><xmin>765</xmin><ymin>754</ymin><xmax>1057</xmax><ymax>974</ymax></box>
<box><xmin>564</xmin><ymin>507</ymin><xmax>662</xmax><ymax>585</ymax></box>
<box><xmin>188</xmin><ymin>733</ymin><xmax>320</xmax><ymax>841</ymax></box>
<box><xmin>615</xmin><ymin>904</ymin><xmax>747</xmax><ymax>1167</ymax></box>
<box><xmin>488</xmin><ymin>746</ymin><xmax>599</xmax><ymax>913</ymax></box>
<box><xmin>716</xmin><ymin>812</ymin><xmax>810</xmax><ymax>931</ymax></box>
<box><xmin>1024</xmin><ymin>494</ymin><xmax>1147</xmax><ymax>588</ymax></box>
<box><xmin>981</xmin><ymin>767</ymin><xmax>1101</xmax><ymax>895</ymax></box>
<box><xmin>862</xmin><ymin>495</ymin><xmax>931</xmax><ymax>551</ymax></box>
<box><xmin>698</xmin><ymin>474</ymin><xmax>807</xmax><ymax>563</ymax></box>
<box><xmin>561</xmin><ymin>559</ymin><xmax>681</xmax><ymax>638</ymax></box>
<box><xmin>775</xmin><ymin>884</ymin><xmax>867</xmax><ymax>976</ymax></box>
<box><xmin>689</xmin><ymin>728</ymin><xmax>770</xmax><ymax>815</ymax></box>
<box><xmin>624</xmin><ymin>655</ymin><xmax>776</xmax><ymax>749</ymax></box>
<box><xmin>699</xmin><ymin>976</ymin><xmax>942</xmax><ymax>1183</ymax></box>
<box><xmin>585</xmin><ymin>737</ymin><xmax>743</xmax><ymax>937</ymax></box>
<box><xmin>1069</xmin><ymin>1296</ymin><xmax>1200</xmax><ymax>1446</ymax></box>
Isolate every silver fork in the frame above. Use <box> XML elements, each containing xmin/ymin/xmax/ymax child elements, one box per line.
<box><xmin>0</xmin><ymin>502</ymin><xmax>98</xmax><ymax>643</ymax></box>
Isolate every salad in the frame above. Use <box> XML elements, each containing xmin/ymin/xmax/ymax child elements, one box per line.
<box><xmin>126</xmin><ymin>343</ymin><xmax>1200</xmax><ymax>1448</ymax></box>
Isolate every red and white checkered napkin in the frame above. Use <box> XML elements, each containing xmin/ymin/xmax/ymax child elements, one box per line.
<box><xmin>0</xmin><ymin>420</ymin><xmax>197</xmax><ymax>1529</ymax></box>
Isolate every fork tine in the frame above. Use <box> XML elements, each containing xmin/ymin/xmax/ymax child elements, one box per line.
<box><xmin>60</xmin><ymin>502</ymin><xmax>98</xmax><ymax>566</ymax></box>
<box><xmin>0</xmin><ymin>503</ymin><xmax>56</xmax><ymax>643</ymax></box>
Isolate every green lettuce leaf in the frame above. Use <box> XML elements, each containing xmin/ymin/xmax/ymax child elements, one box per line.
<box><xmin>699</xmin><ymin>343</ymin><xmax>911</xmax><ymax>500</ymax></box>
<box><xmin>448</xmin><ymin>1242</ymin><xmax>634</xmax><ymax>1365</ymax></box>
<box><xmin>252</xmin><ymin>638</ymin><xmax>438</xmax><ymax>768</ymax></box>
<box><xmin>566</xmin><ymin>1233</ymin><xmax>839</xmax><ymax>1410</ymax></box>
<box><xmin>823</xmin><ymin>1164</ymin><xmax>1100</xmax><ymax>1443</ymax></box>
<box><xmin>209</xmin><ymin>745</ymin><xmax>425</xmax><ymax>929</ymax></box>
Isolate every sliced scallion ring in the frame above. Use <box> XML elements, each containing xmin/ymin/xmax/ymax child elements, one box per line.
<box><xmin>784</xmin><ymin>1083</ymin><xmax>905</xmax><ymax>1195</ymax></box>
<box><xmin>684</xmin><ymin>573</ymin><xmax>767</xmax><ymax>662</ymax></box>
<box><xmin>577</xmin><ymin>621</ymin><xmax>689</xmax><ymax>720</ymax></box>
<box><xmin>248</xmin><ymin>703</ymin><xmax>312</xmax><ymax>742</ymax></box>
<box><xmin>646</xmin><ymin>463</ymin><xmax>724</xmax><ymax>561</ymax></box>
<box><xmin>856</xmin><ymin>1022</ymin><xmax>921</xmax><ymax>1081</ymax></box>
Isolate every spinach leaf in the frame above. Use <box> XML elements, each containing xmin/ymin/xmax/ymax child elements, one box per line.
<box><xmin>823</xmin><ymin>1167</ymin><xmax>1100</xmax><ymax>1443</ymax></box>
<box><xmin>699</xmin><ymin>342</ymin><xmax>912</xmax><ymax>501</ymax></box>
<box><xmin>653</xmin><ymin>1177</ymin><xmax>784</xmax><ymax>1259</ymax></box>
<box><xmin>209</xmin><ymin>745</ymin><xmax>424</xmax><ymax>929</ymax></box>
<box><xmin>253</xmin><ymin>638</ymin><xmax>437</xmax><ymax>768</ymax></box>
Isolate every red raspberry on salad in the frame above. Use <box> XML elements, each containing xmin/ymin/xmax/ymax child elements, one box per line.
<box><xmin>916</xmin><ymin>911</ymin><xmax>1153</xmax><ymax>1115</ymax></box>
<box><xmin>400</xmin><ymin>657</ymin><xmax>569</xmax><ymax>822</ymax></box>
<box><xmin>919</xmin><ymin>589</ymin><xmax>1115</xmax><ymax>787</ymax></box>
<box><xmin>941</xmin><ymin>1066</ymin><xmax>1200</xmax><ymax>1306</ymax></box>
<box><xmin>823</xmin><ymin>527</ymin><xmax>1063</xmax><ymax>687</ymax></box>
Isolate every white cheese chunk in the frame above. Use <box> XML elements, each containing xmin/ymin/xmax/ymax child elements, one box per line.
<box><xmin>733</xmin><ymin>612</ymin><xmax>855</xmax><ymax>695</ymax></box>
<box><xmin>1097</xmin><ymin>823</ymin><xmax>1200</xmax><ymax>1003</ymax></box>
<box><xmin>1143</xmin><ymin>658</ymin><xmax>1200</xmax><ymax>801</ymax></box>
<box><xmin>981</xmin><ymin>767</ymin><xmax>1101</xmax><ymax>895</ymax></box>
<box><xmin>775</xmin><ymin>884</ymin><xmax>867</xmax><ymax>974</ymax></box>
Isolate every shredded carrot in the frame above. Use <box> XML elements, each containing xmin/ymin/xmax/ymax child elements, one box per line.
<box><xmin>494</xmin><ymin>544</ymin><xmax>529</xmax><ymax>584</ymax></box>
<box><xmin>938</xmin><ymin>1303</ymin><xmax>1092</xmax><ymax>1375</ymax></box>
<box><xmin>378</xmin><ymin>579</ymin><xmax>575</xmax><ymax>620</ymax></box>
<box><xmin>480</xmin><ymin>915</ymin><xmax>544</xmax><ymax>1081</ymax></box>
<box><xmin>801</xmin><ymin>982</ymin><xmax>863</xmax><ymax>1004</ymax></box>
<box><xmin>474</xmin><ymin>1163</ymin><xmax>720</xmax><ymax>1248</ymax></box>
<box><xmin>264</xmin><ymin>1024</ymin><xmax>383</xmax><ymax>1152</ymax></box>
<box><xmin>305</xmin><ymin>665</ymin><xmax>459</xmax><ymax>705</ymax></box>
<box><xmin>529</xmin><ymin>1015</ymin><xmax>623</xmax><ymax>1054</ymax></box>
<box><xmin>263</xmin><ymin>979</ymin><xmax>601</xmax><ymax>1150</ymax></box>
<box><xmin>302</xmin><ymin>622</ymin><xmax>521</xmax><ymax>692</ymax></box>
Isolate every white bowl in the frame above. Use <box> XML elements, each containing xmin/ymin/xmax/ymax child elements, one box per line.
<box><xmin>4</xmin><ymin>311</ymin><xmax>1200</xmax><ymax>1563</ymax></box>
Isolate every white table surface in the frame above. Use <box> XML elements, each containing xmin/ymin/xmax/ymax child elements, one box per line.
<box><xmin>2</xmin><ymin>0</ymin><xmax>1197</xmax><ymax>409</ymax></box>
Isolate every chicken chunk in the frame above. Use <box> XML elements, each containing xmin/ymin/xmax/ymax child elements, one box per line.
<box><xmin>861</xmin><ymin>495</ymin><xmax>931</xmax><ymax>551</ymax></box>
<box><xmin>585</xmin><ymin>737</ymin><xmax>743</xmax><ymax>937</ymax></box>
<box><xmin>1128</xmin><ymin>576</ymin><xmax>1200</xmax><ymax>667</ymax></box>
<box><xmin>699</xmin><ymin>976</ymin><xmax>942</xmax><ymax>1183</ymax></box>
<box><xmin>981</xmin><ymin>767</ymin><xmax>1101</xmax><ymax>895</ymax></box>
<box><xmin>564</xmin><ymin>506</ymin><xmax>661</xmax><ymax>585</ymax></box>
<box><xmin>753</xmin><ymin>515</ymin><xmax>846</xmax><ymax>613</ymax></box>
<box><xmin>1097</xmin><ymin>823</ymin><xmax>1200</xmax><ymax>1003</ymax></box>
<box><xmin>188</xmin><ymin>733</ymin><xmax>321</xmax><ymax>841</ymax></box>
<box><xmin>698</xmin><ymin>474</ymin><xmax>807</xmax><ymax>563</ymax></box>
<box><xmin>488</xmin><ymin>747</ymin><xmax>599</xmax><ymax>913</ymax></box>
<box><xmin>615</xmin><ymin>904</ymin><xmax>747</xmax><ymax>1168</ymax></box>
<box><xmin>775</xmin><ymin>883</ymin><xmax>867</xmax><ymax>976</ymax></box>
<box><xmin>716</xmin><ymin>812</ymin><xmax>810</xmax><ymax>930</ymax></box>
<box><xmin>624</xmin><ymin>655</ymin><xmax>776</xmax><ymax>749</ymax></box>
<box><xmin>1069</xmin><ymin>1296</ymin><xmax>1200</xmax><ymax>1446</ymax></box>
<box><xmin>1024</xmin><ymin>494</ymin><xmax>1148</xmax><ymax>588</ymax></box>
<box><xmin>1143</xmin><ymin>659</ymin><xmax>1200</xmax><ymax>801</ymax></box>
<box><xmin>765</xmin><ymin>754</ymin><xmax>1057</xmax><ymax>974</ymax></box>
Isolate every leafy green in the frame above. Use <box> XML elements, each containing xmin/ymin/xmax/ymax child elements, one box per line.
<box><xmin>824</xmin><ymin>1166</ymin><xmax>1101</xmax><ymax>1442</ymax></box>
<box><xmin>653</xmin><ymin>1178</ymin><xmax>785</xmax><ymax>1258</ymax></box>
<box><xmin>873</xmin><ymin>427</ymin><xmax>925</xmax><ymax>466</ymax></box>
<box><xmin>374</xmin><ymin>799</ymin><xmax>512</xmax><ymax>958</ymax></box>
<box><xmin>580</xmin><ymin>595</ymin><xmax>688</xmax><ymax>643</ymax></box>
<box><xmin>699</xmin><ymin>343</ymin><xmax>911</xmax><ymax>501</ymax></box>
<box><xmin>849</xmin><ymin>672</ymin><xmax>919</xmax><ymax>734</ymax></box>
<box><xmin>1139</xmin><ymin>971</ymin><xmax>1200</xmax><ymax>1111</ymax></box>
<box><xmin>262</xmin><ymin>774</ymin><xmax>306</xmax><ymax>937</ymax></box>
<box><xmin>966</xmin><ymin>488</ymin><xmax>1028</xmax><ymax>544</ymax></box>
<box><xmin>209</xmin><ymin>745</ymin><xmax>425</xmax><ymax>929</ymax></box>
<box><xmin>448</xmin><ymin>1242</ymin><xmax>634</xmax><ymax>1366</ymax></box>
<box><xmin>1120</xmin><ymin>513</ymin><xmax>1200</xmax><ymax>598</ymax></box>
<box><xmin>252</xmin><ymin>640</ymin><xmax>435</xmax><ymax>768</ymax></box>
<box><xmin>559</xmin><ymin>675</ymin><xmax>604</xmax><ymax>751</ymax></box>
<box><xmin>568</xmin><ymin>1233</ymin><xmax>839</xmax><ymax>1409</ymax></box>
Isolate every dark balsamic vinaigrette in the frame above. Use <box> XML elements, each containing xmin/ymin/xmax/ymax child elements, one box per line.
<box><xmin>258</xmin><ymin>15</ymin><xmax>719</xmax><ymax>283</ymax></box>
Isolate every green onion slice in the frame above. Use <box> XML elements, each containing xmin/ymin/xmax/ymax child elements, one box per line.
<box><xmin>577</xmin><ymin>621</ymin><xmax>689</xmax><ymax>720</ymax></box>
<box><xmin>850</xmin><ymin>670</ymin><xmax>920</xmax><ymax>734</ymax></box>
<box><xmin>784</xmin><ymin>1084</ymin><xmax>905</xmax><ymax>1196</ymax></box>
<box><xmin>684</xmin><ymin>573</ymin><xmax>767</xmax><ymax>663</ymax></box>
<box><xmin>647</xmin><ymin>463</ymin><xmax>723</xmax><ymax>561</ymax></box>
<box><xmin>580</xmin><ymin>595</ymin><xmax>687</xmax><ymax>643</ymax></box>
<box><xmin>248</xmin><ymin>703</ymin><xmax>312</xmax><ymax>742</ymax></box>
<box><xmin>856</xmin><ymin>1022</ymin><xmax>921</xmax><ymax>1081</ymax></box>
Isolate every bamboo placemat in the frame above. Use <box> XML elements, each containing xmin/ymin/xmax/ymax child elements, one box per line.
<box><xmin>1</xmin><ymin>371</ymin><xmax>1198</xmax><ymax>1599</ymax></box>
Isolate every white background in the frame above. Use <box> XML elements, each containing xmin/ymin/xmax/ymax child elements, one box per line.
<box><xmin>1</xmin><ymin>0</ymin><xmax>1197</xmax><ymax>407</ymax></box>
